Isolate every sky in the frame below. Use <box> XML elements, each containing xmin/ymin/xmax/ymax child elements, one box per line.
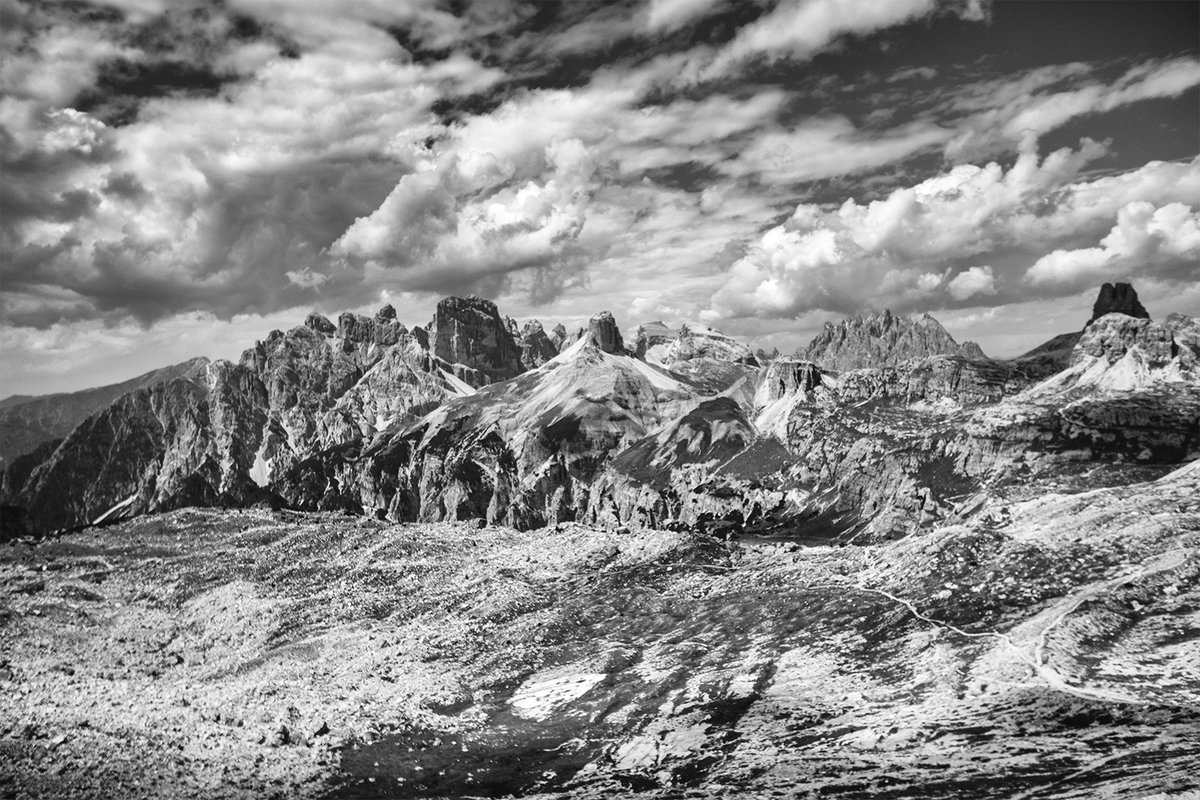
<box><xmin>1</xmin><ymin>0</ymin><xmax>1198</xmax><ymax>396</ymax></box>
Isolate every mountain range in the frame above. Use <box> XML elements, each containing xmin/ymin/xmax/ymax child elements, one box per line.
<box><xmin>2</xmin><ymin>282</ymin><xmax>1196</xmax><ymax>543</ymax></box>
<box><xmin>3</xmin><ymin>281</ymin><xmax>1199</xmax><ymax>799</ymax></box>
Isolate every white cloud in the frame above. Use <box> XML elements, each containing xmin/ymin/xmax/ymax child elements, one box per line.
<box><xmin>1027</xmin><ymin>201</ymin><xmax>1200</xmax><ymax>288</ymax></box>
<box><xmin>331</xmin><ymin>138</ymin><xmax>603</xmax><ymax>299</ymax></box>
<box><xmin>707</xmin><ymin>144</ymin><xmax>1200</xmax><ymax>319</ymax></box>
<box><xmin>704</xmin><ymin>0</ymin><xmax>939</xmax><ymax>80</ymax></box>
<box><xmin>644</xmin><ymin>0</ymin><xmax>727</xmax><ymax>32</ymax></box>
<box><xmin>947</xmin><ymin>266</ymin><xmax>995</xmax><ymax>300</ymax></box>
<box><xmin>946</xmin><ymin>57</ymin><xmax>1200</xmax><ymax>160</ymax></box>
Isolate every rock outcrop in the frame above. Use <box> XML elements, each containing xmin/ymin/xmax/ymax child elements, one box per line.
<box><xmin>1089</xmin><ymin>281</ymin><xmax>1149</xmax><ymax>323</ymax></box>
<box><xmin>801</xmin><ymin>310</ymin><xmax>976</xmax><ymax>371</ymax></box>
<box><xmin>586</xmin><ymin>312</ymin><xmax>625</xmax><ymax>354</ymax></box>
<box><xmin>517</xmin><ymin>321</ymin><xmax>559</xmax><ymax>369</ymax></box>
<box><xmin>426</xmin><ymin>296</ymin><xmax>524</xmax><ymax>385</ymax></box>
<box><xmin>633</xmin><ymin>321</ymin><xmax>675</xmax><ymax>361</ymax></box>
<box><xmin>658</xmin><ymin>323</ymin><xmax>757</xmax><ymax>366</ymax></box>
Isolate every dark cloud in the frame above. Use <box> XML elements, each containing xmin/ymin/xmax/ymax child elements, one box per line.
<box><xmin>73</xmin><ymin>58</ymin><xmax>228</xmax><ymax>125</ymax></box>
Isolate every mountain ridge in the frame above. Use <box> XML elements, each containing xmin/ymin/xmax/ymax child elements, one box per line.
<box><xmin>2</xmin><ymin>285</ymin><xmax>1196</xmax><ymax>540</ymax></box>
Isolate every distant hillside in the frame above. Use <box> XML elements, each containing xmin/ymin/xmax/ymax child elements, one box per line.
<box><xmin>0</xmin><ymin>358</ymin><xmax>210</xmax><ymax>464</ymax></box>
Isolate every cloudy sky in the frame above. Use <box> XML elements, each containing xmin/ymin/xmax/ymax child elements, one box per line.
<box><xmin>2</xmin><ymin>0</ymin><xmax>1197</xmax><ymax>396</ymax></box>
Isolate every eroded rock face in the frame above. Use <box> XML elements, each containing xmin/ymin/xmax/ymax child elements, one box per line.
<box><xmin>634</xmin><ymin>321</ymin><xmax>675</xmax><ymax>361</ymax></box>
<box><xmin>427</xmin><ymin>296</ymin><xmax>524</xmax><ymax>385</ymax></box>
<box><xmin>1090</xmin><ymin>281</ymin><xmax>1149</xmax><ymax>323</ymax></box>
<box><xmin>1076</xmin><ymin>314</ymin><xmax>1176</xmax><ymax>365</ymax></box>
<box><xmin>304</xmin><ymin>312</ymin><xmax>336</xmax><ymax>335</ymax></box>
<box><xmin>660</xmin><ymin>323</ymin><xmax>757</xmax><ymax>366</ymax></box>
<box><xmin>549</xmin><ymin>323</ymin><xmax>568</xmax><ymax>352</ymax></box>
<box><xmin>801</xmin><ymin>311</ymin><xmax>972</xmax><ymax>371</ymax></box>
<box><xmin>518</xmin><ymin>321</ymin><xmax>559</xmax><ymax>369</ymax></box>
<box><xmin>587</xmin><ymin>312</ymin><xmax>625</xmax><ymax>354</ymax></box>
<box><xmin>754</xmin><ymin>359</ymin><xmax>824</xmax><ymax>407</ymax></box>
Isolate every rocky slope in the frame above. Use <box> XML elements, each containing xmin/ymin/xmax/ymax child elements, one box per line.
<box><xmin>801</xmin><ymin>310</ymin><xmax>984</xmax><ymax>371</ymax></box>
<box><xmin>3</xmin><ymin>458</ymin><xmax>1196</xmax><ymax>799</ymax></box>
<box><xmin>0</xmin><ymin>358</ymin><xmax>210</xmax><ymax>466</ymax></box>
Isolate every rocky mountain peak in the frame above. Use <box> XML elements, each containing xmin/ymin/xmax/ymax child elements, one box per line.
<box><xmin>374</xmin><ymin>304</ymin><xmax>397</xmax><ymax>322</ymax></box>
<box><xmin>960</xmin><ymin>341</ymin><xmax>987</xmax><ymax>360</ymax></box>
<box><xmin>662</xmin><ymin>322</ymin><xmax>757</xmax><ymax>366</ymax></box>
<box><xmin>304</xmin><ymin>312</ymin><xmax>336</xmax><ymax>335</ymax></box>
<box><xmin>634</xmin><ymin>322</ymin><xmax>675</xmax><ymax>360</ymax></box>
<box><xmin>801</xmin><ymin>310</ymin><xmax>967</xmax><ymax>371</ymax></box>
<box><xmin>517</xmin><ymin>320</ymin><xmax>558</xmax><ymax>368</ymax></box>
<box><xmin>587</xmin><ymin>311</ymin><xmax>625</xmax><ymax>354</ymax></box>
<box><xmin>549</xmin><ymin>323</ymin><xmax>568</xmax><ymax>351</ymax></box>
<box><xmin>336</xmin><ymin>310</ymin><xmax>406</xmax><ymax>346</ymax></box>
<box><xmin>1089</xmin><ymin>282</ymin><xmax>1149</xmax><ymax>324</ymax></box>
<box><xmin>427</xmin><ymin>296</ymin><xmax>524</xmax><ymax>385</ymax></box>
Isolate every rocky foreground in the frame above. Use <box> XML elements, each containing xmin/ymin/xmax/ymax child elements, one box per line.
<box><xmin>3</xmin><ymin>458</ymin><xmax>1198</xmax><ymax>799</ymax></box>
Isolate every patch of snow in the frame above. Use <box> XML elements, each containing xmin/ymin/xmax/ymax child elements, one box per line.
<box><xmin>93</xmin><ymin>494</ymin><xmax>136</xmax><ymax>525</ymax></box>
<box><xmin>624</xmin><ymin>355</ymin><xmax>692</xmax><ymax>393</ymax></box>
<box><xmin>509</xmin><ymin>669</ymin><xmax>607</xmax><ymax>721</ymax></box>
<box><xmin>754</xmin><ymin>395</ymin><xmax>793</xmax><ymax>439</ymax></box>
<box><xmin>249</xmin><ymin>425</ymin><xmax>274</xmax><ymax>487</ymax></box>
<box><xmin>642</xmin><ymin>342</ymin><xmax>671</xmax><ymax>366</ymax></box>
<box><xmin>542</xmin><ymin>334</ymin><xmax>591</xmax><ymax>367</ymax></box>
<box><xmin>439</xmin><ymin>369</ymin><xmax>477</xmax><ymax>396</ymax></box>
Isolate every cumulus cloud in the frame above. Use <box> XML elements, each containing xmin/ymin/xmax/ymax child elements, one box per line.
<box><xmin>707</xmin><ymin>143</ymin><xmax>1200</xmax><ymax>319</ymax></box>
<box><xmin>947</xmin><ymin>266</ymin><xmax>995</xmax><ymax>300</ymax></box>
<box><xmin>1027</xmin><ymin>201</ymin><xmax>1200</xmax><ymax>289</ymax></box>
<box><xmin>331</xmin><ymin>138</ymin><xmax>602</xmax><ymax>300</ymax></box>
<box><xmin>0</xmin><ymin>0</ymin><xmax>509</xmax><ymax>328</ymax></box>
